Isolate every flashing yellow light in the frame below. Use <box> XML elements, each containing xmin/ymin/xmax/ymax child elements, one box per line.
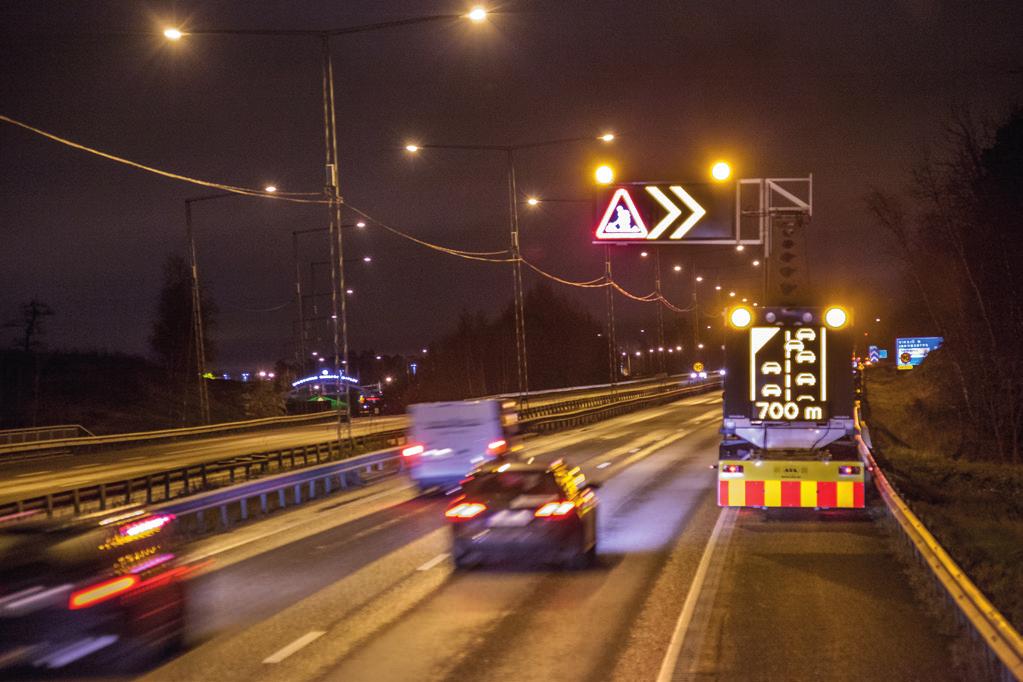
<box><xmin>599</xmin><ymin>133</ymin><xmax>615</xmax><ymax>142</ymax></box>
<box><xmin>405</xmin><ymin>144</ymin><xmax>420</xmax><ymax>153</ymax></box>
<box><xmin>711</xmin><ymin>161</ymin><xmax>732</xmax><ymax>181</ymax></box>
<box><xmin>526</xmin><ymin>197</ymin><xmax>539</xmax><ymax>206</ymax></box>
<box><xmin>467</xmin><ymin>7</ymin><xmax>487</xmax><ymax>22</ymax></box>
<box><xmin>824</xmin><ymin>306</ymin><xmax>849</xmax><ymax>328</ymax></box>
<box><xmin>729</xmin><ymin>306</ymin><xmax>753</xmax><ymax>329</ymax></box>
<box><xmin>163</xmin><ymin>28</ymin><xmax>184</xmax><ymax>40</ymax></box>
<box><xmin>594</xmin><ymin>164</ymin><xmax>615</xmax><ymax>185</ymax></box>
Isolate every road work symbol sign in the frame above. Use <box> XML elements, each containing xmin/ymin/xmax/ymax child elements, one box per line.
<box><xmin>594</xmin><ymin>182</ymin><xmax>735</xmax><ymax>244</ymax></box>
<box><xmin>693</xmin><ymin>362</ymin><xmax>704</xmax><ymax>373</ymax></box>
<box><xmin>595</xmin><ymin>189</ymin><xmax>647</xmax><ymax>239</ymax></box>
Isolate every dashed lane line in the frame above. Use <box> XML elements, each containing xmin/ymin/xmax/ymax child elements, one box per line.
<box><xmin>262</xmin><ymin>630</ymin><xmax>326</xmax><ymax>664</ymax></box>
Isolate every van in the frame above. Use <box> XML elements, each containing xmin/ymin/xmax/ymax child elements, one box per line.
<box><xmin>403</xmin><ymin>400</ymin><xmax>518</xmax><ymax>490</ymax></box>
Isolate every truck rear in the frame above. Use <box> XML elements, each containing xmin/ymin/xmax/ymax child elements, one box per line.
<box><xmin>717</xmin><ymin>305</ymin><xmax>866</xmax><ymax>509</ymax></box>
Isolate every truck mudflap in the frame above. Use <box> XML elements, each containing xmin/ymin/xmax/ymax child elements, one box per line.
<box><xmin>717</xmin><ymin>460</ymin><xmax>865</xmax><ymax>509</ymax></box>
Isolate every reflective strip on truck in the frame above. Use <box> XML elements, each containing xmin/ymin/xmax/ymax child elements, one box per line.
<box><xmin>717</xmin><ymin>460</ymin><xmax>865</xmax><ymax>509</ymax></box>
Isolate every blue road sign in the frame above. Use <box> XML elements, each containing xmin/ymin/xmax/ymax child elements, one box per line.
<box><xmin>896</xmin><ymin>337</ymin><xmax>942</xmax><ymax>370</ymax></box>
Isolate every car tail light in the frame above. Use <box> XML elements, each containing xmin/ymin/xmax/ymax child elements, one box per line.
<box><xmin>119</xmin><ymin>513</ymin><xmax>175</xmax><ymax>538</ymax></box>
<box><xmin>838</xmin><ymin>465</ymin><xmax>861</xmax><ymax>475</ymax></box>
<box><xmin>69</xmin><ymin>575</ymin><xmax>139</xmax><ymax>610</ymax></box>
<box><xmin>445</xmin><ymin>502</ymin><xmax>487</xmax><ymax>520</ymax></box>
<box><xmin>402</xmin><ymin>444</ymin><xmax>424</xmax><ymax>458</ymax></box>
<box><xmin>721</xmin><ymin>464</ymin><xmax>744</xmax><ymax>474</ymax></box>
<box><xmin>535</xmin><ymin>501</ymin><xmax>576</xmax><ymax>518</ymax></box>
<box><xmin>486</xmin><ymin>439</ymin><xmax>507</xmax><ymax>456</ymax></box>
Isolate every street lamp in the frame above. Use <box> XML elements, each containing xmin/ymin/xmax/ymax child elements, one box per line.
<box><xmin>711</xmin><ymin>161</ymin><xmax>732</xmax><ymax>181</ymax></box>
<box><xmin>594</xmin><ymin>164</ymin><xmax>615</xmax><ymax>185</ymax></box>
<box><xmin>404</xmin><ymin>132</ymin><xmax>613</xmax><ymax>396</ymax></box>
<box><xmin>165</xmin><ymin>11</ymin><xmax>489</xmax><ymax>442</ymax></box>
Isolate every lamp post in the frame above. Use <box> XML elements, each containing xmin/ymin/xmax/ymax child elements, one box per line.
<box><xmin>406</xmin><ymin>134</ymin><xmax>614</xmax><ymax>397</ymax></box>
<box><xmin>165</xmin><ymin>10</ymin><xmax>488</xmax><ymax>442</ymax></box>
<box><xmin>184</xmin><ymin>188</ymin><xmax>275</xmax><ymax>424</ymax></box>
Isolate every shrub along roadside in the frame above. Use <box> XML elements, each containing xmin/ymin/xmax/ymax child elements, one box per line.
<box><xmin>863</xmin><ymin>358</ymin><xmax>1023</xmax><ymax>633</ymax></box>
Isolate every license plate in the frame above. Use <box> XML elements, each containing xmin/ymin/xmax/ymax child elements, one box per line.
<box><xmin>487</xmin><ymin>510</ymin><xmax>533</xmax><ymax>527</ymax></box>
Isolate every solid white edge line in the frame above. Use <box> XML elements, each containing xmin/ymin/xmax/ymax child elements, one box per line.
<box><xmin>655</xmin><ymin>507</ymin><xmax>733</xmax><ymax>682</ymax></box>
<box><xmin>417</xmin><ymin>552</ymin><xmax>449</xmax><ymax>571</ymax></box>
<box><xmin>262</xmin><ymin>630</ymin><xmax>326</xmax><ymax>664</ymax></box>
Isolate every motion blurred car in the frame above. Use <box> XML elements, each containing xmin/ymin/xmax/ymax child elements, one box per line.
<box><xmin>445</xmin><ymin>460</ymin><xmax>598</xmax><ymax>569</ymax></box>
<box><xmin>0</xmin><ymin>507</ymin><xmax>191</xmax><ymax>673</ymax></box>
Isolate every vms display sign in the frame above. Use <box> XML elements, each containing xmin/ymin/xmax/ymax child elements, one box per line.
<box><xmin>749</xmin><ymin>326</ymin><xmax>828</xmax><ymax>421</ymax></box>
<box><xmin>896</xmin><ymin>336</ymin><xmax>943</xmax><ymax>370</ymax></box>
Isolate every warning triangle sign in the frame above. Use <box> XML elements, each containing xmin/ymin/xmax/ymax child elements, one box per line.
<box><xmin>595</xmin><ymin>188</ymin><xmax>648</xmax><ymax>239</ymax></box>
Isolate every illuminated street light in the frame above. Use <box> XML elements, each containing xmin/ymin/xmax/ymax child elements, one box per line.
<box><xmin>640</xmin><ymin>251</ymin><xmax>649</xmax><ymax>258</ymax></box>
<box><xmin>711</xmin><ymin>161</ymin><xmax>732</xmax><ymax>181</ymax></box>
<box><xmin>526</xmin><ymin>197</ymin><xmax>540</xmax><ymax>206</ymax></box>
<box><xmin>635</xmin><ymin>351</ymin><xmax>641</xmax><ymax>357</ymax></box>
<box><xmin>467</xmin><ymin>7</ymin><xmax>488</xmax><ymax>22</ymax></box>
<box><xmin>735</xmin><ymin>244</ymin><xmax>745</xmax><ymax>252</ymax></box>
<box><xmin>384</xmin><ymin>375</ymin><xmax>394</xmax><ymax>383</ymax></box>
<box><xmin>752</xmin><ymin>259</ymin><xmax>760</xmax><ymax>266</ymax></box>
<box><xmin>356</xmin><ymin>221</ymin><xmax>366</xmax><ymax>228</ymax></box>
<box><xmin>875</xmin><ymin>317</ymin><xmax>881</xmax><ymax>323</ymax></box>
<box><xmin>421</xmin><ymin>348</ymin><xmax>428</xmax><ymax>353</ymax></box>
<box><xmin>264</xmin><ymin>185</ymin><xmax>277</xmax><ymax>193</ymax></box>
<box><xmin>345</xmin><ymin>288</ymin><xmax>353</xmax><ymax>295</ymax></box>
<box><xmin>405</xmin><ymin>144</ymin><xmax>420</xmax><ymax>153</ymax></box>
<box><xmin>698</xmin><ymin>343</ymin><xmax>705</xmax><ymax>349</ymax></box>
<box><xmin>715</xmin><ymin>285</ymin><xmax>722</xmax><ymax>291</ymax></box>
<box><xmin>163</xmin><ymin>27</ymin><xmax>184</xmax><ymax>40</ymax></box>
<box><xmin>595</xmin><ymin>164</ymin><xmax>615</xmax><ymax>185</ymax></box>
<box><xmin>362</xmin><ymin>256</ymin><xmax>372</xmax><ymax>262</ymax></box>
<box><xmin>741</xmin><ymin>297</ymin><xmax>748</xmax><ymax>302</ymax></box>
<box><xmin>728</xmin><ymin>291</ymin><xmax>736</xmax><ymax>297</ymax></box>
<box><xmin>599</xmin><ymin>133</ymin><xmax>615</xmax><ymax>142</ymax></box>
<box><xmin>673</xmin><ymin>264</ymin><xmax>682</xmax><ymax>272</ymax></box>
<box><xmin>696</xmin><ymin>275</ymin><xmax>704</xmax><ymax>282</ymax></box>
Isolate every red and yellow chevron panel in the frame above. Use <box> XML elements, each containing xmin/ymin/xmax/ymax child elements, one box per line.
<box><xmin>717</xmin><ymin>460</ymin><xmax>865</xmax><ymax>509</ymax></box>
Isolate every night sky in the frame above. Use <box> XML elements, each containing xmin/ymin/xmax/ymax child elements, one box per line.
<box><xmin>3</xmin><ymin>1</ymin><xmax>1021</xmax><ymax>372</ymax></box>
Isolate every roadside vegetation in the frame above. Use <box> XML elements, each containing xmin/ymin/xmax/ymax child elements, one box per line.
<box><xmin>865</xmin><ymin>354</ymin><xmax>1023</xmax><ymax>632</ymax></box>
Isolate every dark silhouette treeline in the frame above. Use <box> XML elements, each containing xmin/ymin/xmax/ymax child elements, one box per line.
<box><xmin>406</xmin><ymin>282</ymin><xmax>608</xmax><ymax>402</ymax></box>
<box><xmin>868</xmin><ymin>106</ymin><xmax>1023</xmax><ymax>463</ymax></box>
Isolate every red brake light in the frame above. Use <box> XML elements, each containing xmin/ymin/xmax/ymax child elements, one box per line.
<box><xmin>535</xmin><ymin>501</ymin><xmax>576</xmax><ymax>518</ymax></box>
<box><xmin>402</xmin><ymin>444</ymin><xmax>424</xmax><ymax>458</ymax></box>
<box><xmin>69</xmin><ymin>575</ymin><xmax>139</xmax><ymax>610</ymax></box>
<box><xmin>445</xmin><ymin>502</ymin><xmax>487</xmax><ymax>520</ymax></box>
<box><xmin>486</xmin><ymin>439</ymin><xmax>507</xmax><ymax>456</ymax></box>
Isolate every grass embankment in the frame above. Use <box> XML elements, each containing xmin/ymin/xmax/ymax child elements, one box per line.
<box><xmin>865</xmin><ymin>359</ymin><xmax>1023</xmax><ymax>632</ymax></box>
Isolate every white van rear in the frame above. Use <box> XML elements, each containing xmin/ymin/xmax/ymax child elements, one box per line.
<box><xmin>403</xmin><ymin>400</ymin><xmax>515</xmax><ymax>490</ymax></box>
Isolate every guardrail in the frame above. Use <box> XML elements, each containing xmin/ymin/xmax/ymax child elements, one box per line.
<box><xmin>156</xmin><ymin>448</ymin><xmax>402</xmax><ymax>536</ymax></box>
<box><xmin>0</xmin><ymin>410</ymin><xmax>339</xmax><ymax>457</ymax></box>
<box><xmin>0</xmin><ymin>424</ymin><xmax>94</xmax><ymax>447</ymax></box>
<box><xmin>0</xmin><ymin>428</ymin><xmax>407</xmax><ymax>520</ymax></box>
<box><xmin>858</xmin><ymin>425</ymin><xmax>1023</xmax><ymax>680</ymax></box>
<box><xmin>0</xmin><ymin>377</ymin><xmax>721</xmax><ymax>521</ymax></box>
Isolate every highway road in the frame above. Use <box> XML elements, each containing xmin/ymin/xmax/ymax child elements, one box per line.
<box><xmin>0</xmin><ymin>378</ymin><xmax>696</xmax><ymax>507</ymax></box>
<box><xmin>15</xmin><ymin>392</ymin><xmax>959</xmax><ymax>681</ymax></box>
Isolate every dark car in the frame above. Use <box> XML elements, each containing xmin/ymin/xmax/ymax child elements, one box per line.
<box><xmin>0</xmin><ymin>507</ymin><xmax>190</xmax><ymax>673</ymax></box>
<box><xmin>446</xmin><ymin>460</ymin><xmax>598</xmax><ymax>569</ymax></box>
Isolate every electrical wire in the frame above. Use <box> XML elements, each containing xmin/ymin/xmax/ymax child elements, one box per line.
<box><xmin>343</xmin><ymin>203</ymin><xmax>514</xmax><ymax>261</ymax></box>
<box><xmin>1</xmin><ymin>114</ymin><xmax>328</xmax><ymax>204</ymax></box>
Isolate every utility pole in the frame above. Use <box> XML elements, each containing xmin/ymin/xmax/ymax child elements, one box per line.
<box><xmin>184</xmin><ymin>199</ymin><xmax>211</xmax><ymax>425</ymax></box>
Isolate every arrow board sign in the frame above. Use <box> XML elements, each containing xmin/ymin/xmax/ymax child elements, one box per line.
<box><xmin>593</xmin><ymin>182</ymin><xmax>736</xmax><ymax>244</ymax></box>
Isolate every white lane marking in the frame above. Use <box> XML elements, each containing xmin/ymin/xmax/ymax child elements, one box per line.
<box><xmin>15</xmin><ymin>470</ymin><xmax>50</xmax><ymax>478</ymax></box>
<box><xmin>262</xmin><ymin>630</ymin><xmax>326</xmax><ymax>664</ymax></box>
<box><xmin>70</xmin><ymin>463</ymin><xmax>102</xmax><ymax>470</ymax></box>
<box><xmin>416</xmin><ymin>553</ymin><xmax>449</xmax><ymax>571</ymax></box>
<box><xmin>596</xmin><ymin>462</ymin><xmax>612</xmax><ymax>469</ymax></box>
<box><xmin>655</xmin><ymin>508</ymin><xmax>734</xmax><ymax>682</ymax></box>
<box><xmin>124</xmin><ymin>456</ymin><xmax>146</xmax><ymax>461</ymax></box>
